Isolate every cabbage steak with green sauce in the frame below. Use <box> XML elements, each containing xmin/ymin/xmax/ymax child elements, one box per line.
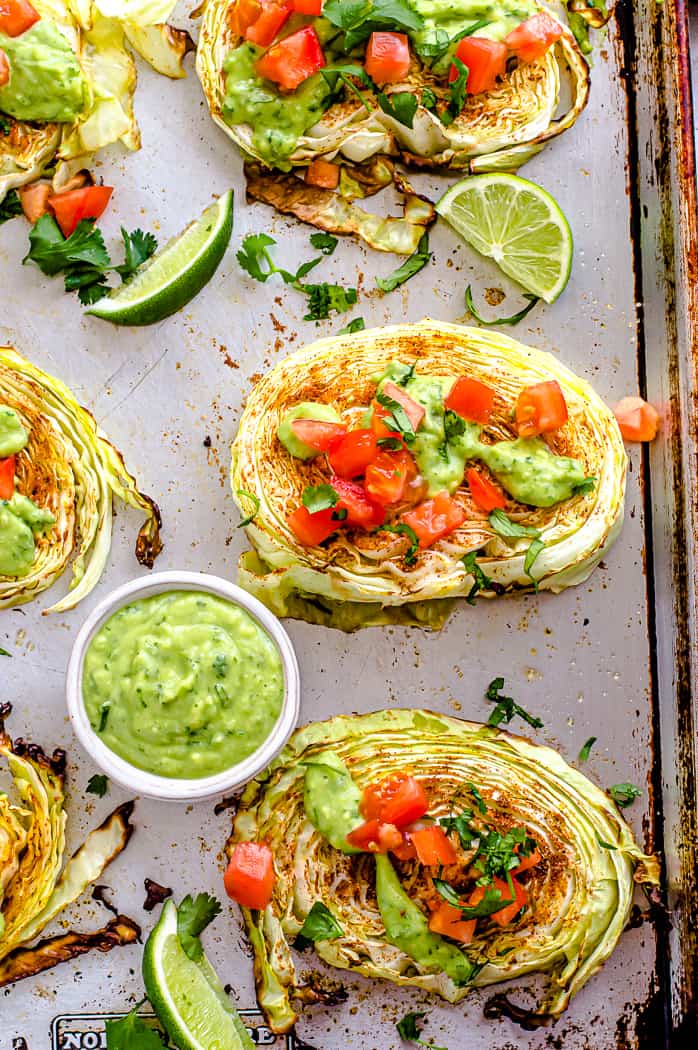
<box><xmin>197</xmin><ymin>0</ymin><xmax>590</xmax><ymax>238</ymax></box>
<box><xmin>0</xmin><ymin>0</ymin><xmax>191</xmax><ymax>202</ymax></box>
<box><xmin>0</xmin><ymin>345</ymin><xmax>162</xmax><ymax>612</ymax></box>
<box><xmin>231</xmin><ymin>321</ymin><xmax>627</xmax><ymax>631</ymax></box>
<box><xmin>226</xmin><ymin>709</ymin><xmax>660</xmax><ymax>1033</ymax></box>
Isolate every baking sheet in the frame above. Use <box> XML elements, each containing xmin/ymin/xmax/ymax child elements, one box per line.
<box><xmin>1</xmin><ymin>1</ymin><xmax>696</xmax><ymax>1047</ymax></box>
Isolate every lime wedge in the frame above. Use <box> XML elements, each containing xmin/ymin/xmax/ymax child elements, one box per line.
<box><xmin>435</xmin><ymin>174</ymin><xmax>573</xmax><ymax>304</ymax></box>
<box><xmin>143</xmin><ymin>900</ymin><xmax>254</xmax><ymax>1050</ymax></box>
<box><xmin>88</xmin><ymin>190</ymin><xmax>233</xmax><ymax>325</ymax></box>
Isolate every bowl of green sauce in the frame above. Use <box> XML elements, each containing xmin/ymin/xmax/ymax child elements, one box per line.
<box><xmin>66</xmin><ymin>571</ymin><xmax>300</xmax><ymax>801</ymax></box>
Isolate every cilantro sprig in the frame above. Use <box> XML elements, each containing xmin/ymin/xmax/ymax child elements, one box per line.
<box><xmin>375</xmin><ymin>522</ymin><xmax>420</xmax><ymax>565</ymax></box>
<box><xmin>0</xmin><ymin>189</ymin><xmax>22</xmax><ymax>226</ymax></box>
<box><xmin>485</xmin><ymin>677</ymin><xmax>543</xmax><ymax>729</ymax></box>
<box><xmin>24</xmin><ymin>215</ymin><xmax>157</xmax><ymax>305</ymax></box>
<box><xmin>295</xmin><ymin>901</ymin><xmax>344</xmax><ymax>950</ymax></box>
<box><xmin>237</xmin><ymin>232</ymin><xmax>356</xmax><ymax>321</ymax></box>
<box><xmin>86</xmin><ymin>774</ymin><xmax>109</xmax><ymax>797</ymax></box>
<box><xmin>105</xmin><ymin>1005</ymin><xmax>169</xmax><ymax>1050</ymax></box>
<box><xmin>609</xmin><ymin>782</ymin><xmax>642</xmax><ymax>808</ymax></box>
<box><xmin>176</xmin><ymin>893</ymin><xmax>221</xmax><ymax>962</ymax></box>
<box><xmin>396</xmin><ymin>1011</ymin><xmax>447</xmax><ymax>1050</ymax></box>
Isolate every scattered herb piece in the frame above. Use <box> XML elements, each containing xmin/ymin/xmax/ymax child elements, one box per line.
<box><xmin>461</xmin><ymin>551</ymin><xmax>503</xmax><ymax>603</ymax></box>
<box><xmin>97</xmin><ymin>702</ymin><xmax>111</xmax><ymax>733</ymax></box>
<box><xmin>390</xmin><ymin>361</ymin><xmax>416</xmax><ymax>386</ymax></box>
<box><xmin>396</xmin><ymin>1010</ymin><xmax>447</xmax><ymax>1049</ymax></box>
<box><xmin>434</xmin><ymin>878</ymin><xmax>514</xmax><ymax>918</ymax></box>
<box><xmin>115</xmin><ymin>229</ymin><xmax>158</xmax><ymax>282</ymax></box>
<box><xmin>86</xmin><ymin>774</ymin><xmax>109</xmax><ymax>797</ymax></box>
<box><xmin>485</xmin><ymin>677</ymin><xmax>543</xmax><ymax>729</ymax></box>
<box><xmin>524</xmin><ymin>538</ymin><xmax>546</xmax><ymax>589</ymax></box>
<box><xmin>596</xmin><ymin>835</ymin><xmax>618</xmax><ymax>851</ymax></box>
<box><xmin>376</xmin><ymin>522</ymin><xmax>419</xmax><ymax>565</ymax></box>
<box><xmin>0</xmin><ymin>116</ymin><xmax>10</xmax><ymax>135</ymax></box>
<box><xmin>573</xmin><ymin>476</ymin><xmax>597</xmax><ymax>496</ymax></box>
<box><xmin>105</xmin><ymin>1006</ymin><xmax>169</xmax><ymax>1050</ymax></box>
<box><xmin>439</xmin><ymin>809</ymin><xmax>476</xmax><ymax>849</ymax></box>
<box><xmin>377</xmin><ymin>436</ymin><xmax>403</xmax><ymax>450</ymax></box>
<box><xmin>440</xmin><ymin>56</ymin><xmax>469</xmax><ymax>126</ymax></box>
<box><xmin>489</xmin><ymin>508</ymin><xmax>541</xmax><ymax>540</ymax></box>
<box><xmin>143</xmin><ymin>879</ymin><xmax>172</xmax><ymax>912</ymax></box>
<box><xmin>609</xmin><ymin>782</ymin><xmax>642</xmax><ymax>808</ymax></box>
<box><xmin>176</xmin><ymin>893</ymin><xmax>221</xmax><ymax>962</ymax></box>
<box><xmin>376</xmin><ymin>232</ymin><xmax>431</xmax><ymax>293</ymax></box>
<box><xmin>578</xmin><ymin>736</ymin><xmax>597</xmax><ymax>762</ymax></box>
<box><xmin>303</xmin><ymin>282</ymin><xmax>357</xmax><ymax>321</ymax></box>
<box><xmin>324</xmin><ymin>0</ymin><xmax>424</xmax><ymax>52</ymax></box>
<box><xmin>295</xmin><ymin>901</ymin><xmax>344</xmax><ymax>950</ymax></box>
<box><xmin>420</xmin><ymin>86</ymin><xmax>438</xmax><ymax>111</ymax></box>
<box><xmin>302</xmin><ymin>484</ymin><xmax>339</xmax><ymax>514</ymax></box>
<box><xmin>338</xmin><ymin>316</ymin><xmax>365</xmax><ymax>334</ymax></box>
<box><xmin>465</xmin><ymin>285</ymin><xmax>539</xmax><ymax>326</ymax></box>
<box><xmin>321</xmin><ymin>64</ymin><xmax>373</xmax><ymax>111</ymax></box>
<box><xmin>309</xmin><ymin>232</ymin><xmax>338</xmax><ymax>256</ymax></box>
<box><xmin>236</xmin><ymin>488</ymin><xmax>260</xmax><ymax>527</ymax></box>
<box><xmin>0</xmin><ymin>189</ymin><xmax>22</xmax><ymax>226</ymax></box>
<box><xmin>468</xmin><ymin>781</ymin><xmax>487</xmax><ymax>815</ymax></box>
<box><xmin>472</xmin><ymin>824</ymin><xmax>536</xmax><ymax>886</ymax></box>
<box><xmin>0</xmin><ymin>647</ymin><xmax>10</xmax><ymax>657</ymax></box>
<box><xmin>376</xmin><ymin>388</ymin><xmax>416</xmax><ymax>441</ymax></box>
<box><xmin>415</xmin><ymin>18</ymin><xmax>489</xmax><ymax>62</ymax></box>
<box><xmin>378</xmin><ymin>91</ymin><xmax>418</xmax><ymax>129</ymax></box>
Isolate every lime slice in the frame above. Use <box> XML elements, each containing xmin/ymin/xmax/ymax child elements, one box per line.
<box><xmin>435</xmin><ymin>174</ymin><xmax>573</xmax><ymax>304</ymax></box>
<box><xmin>88</xmin><ymin>190</ymin><xmax>233</xmax><ymax>325</ymax></box>
<box><xmin>143</xmin><ymin>899</ymin><xmax>254</xmax><ymax>1050</ymax></box>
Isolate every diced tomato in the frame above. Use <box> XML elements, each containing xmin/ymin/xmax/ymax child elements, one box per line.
<box><xmin>331</xmin><ymin>477</ymin><xmax>385</xmax><ymax>529</ymax></box>
<box><xmin>466</xmin><ymin>468</ymin><xmax>506</xmax><ymax>512</ymax></box>
<box><xmin>0</xmin><ymin>48</ymin><xmax>9</xmax><ymax>87</ymax></box>
<box><xmin>444</xmin><ymin>376</ymin><xmax>496</xmax><ymax>424</ymax></box>
<box><xmin>428</xmin><ymin>901</ymin><xmax>477</xmax><ymax>944</ymax></box>
<box><xmin>346</xmin><ymin>819</ymin><xmax>404</xmax><ymax>853</ymax></box>
<box><xmin>360</xmin><ymin>774</ymin><xmax>428</xmax><ymax>827</ymax></box>
<box><xmin>18</xmin><ymin>182</ymin><xmax>51</xmax><ymax>224</ymax></box>
<box><xmin>0</xmin><ymin>0</ymin><xmax>40</xmax><ymax>37</ymax></box>
<box><xmin>305</xmin><ymin>157</ymin><xmax>339</xmax><ymax>189</ymax></box>
<box><xmin>287</xmin><ymin>505</ymin><xmax>336</xmax><ymax>545</ymax></box>
<box><xmin>511</xmin><ymin>848</ymin><xmax>541</xmax><ymax>877</ymax></box>
<box><xmin>0</xmin><ymin>456</ymin><xmax>15</xmax><ymax>501</ymax></box>
<box><xmin>327</xmin><ymin>428</ymin><xmax>378</xmax><ymax>478</ymax></box>
<box><xmin>291</xmin><ymin>0</ymin><xmax>322</xmax><ymax>13</ymax></box>
<box><xmin>370</xmin><ymin>401</ymin><xmax>402</xmax><ymax>443</ymax></box>
<box><xmin>613</xmin><ymin>396</ymin><xmax>660</xmax><ymax>443</ymax></box>
<box><xmin>365</xmin><ymin>449</ymin><xmax>415</xmax><ymax>505</ymax></box>
<box><xmin>480</xmin><ymin>876</ymin><xmax>527</xmax><ymax>926</ymax></box>
<box><xmin>231</xmin><ymin>0</ymin><xmax>261</xmax><ymax>35</ymax></box>
<box><xmin>505</xmin><ymin>12</ymin><xmax>564</xmax><ymax>64</ymax></box>
<box><xmin>401</xmin><ymin>491</ymin><xmax>466</xmax><ymax>549</ymax></box>
<box><xmin>48</xmin><ymin>186</ymin><xmax>113</xmax><ymax>238</ymax></box>
<box><xmin>449</xmin><ymin>37</ymin><xmax>507</xmax><ymax>95</ymax></box>
<box><xmin>410</xmin><ymin>826</ymin><xmax>458</xmax><ymax>866</ymax></box>
<box><xmin>364</xmin><ymin>31</ymin><xmax>410</xmax><ymax>84</ymax></box>
<box><xmin>256</xmin><ymin>25</ymin><xmax>325</xmax><ymax>91</ymax></box>
<box><xmin>224</xmin><ymin>841</ymin><xmax>275</xmax><ymax>909</ymax></box>
<box><xmin>382</xmin><ymin>381</ymin><xmax>425</xmax><ymax>432</ymax></box>
<box><xmin>290</xmin><ymin>418</ymin><xmax>346</xmax><ymax>452</ymax></box>
<box><xmin>515</xmin><ymin>380</ymin><xmax>568</xmax><ymax>438</ymax></box>
<box><xmin>244</xmin><ymin>1</ymin><xmax>291</xmax><ymax>48</ymax></box>
<box><xmin>391</xmin><ymin>837</ymin><xmax>418</xmax><ymax>861</ymax></box>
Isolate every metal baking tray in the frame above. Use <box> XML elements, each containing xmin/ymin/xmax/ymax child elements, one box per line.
<box><xmin>1</xmin><ymin>0</ymin><xmax>696</xmax><ymax>1046</ymax></box>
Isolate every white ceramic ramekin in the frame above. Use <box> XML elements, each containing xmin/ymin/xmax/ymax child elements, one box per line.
<box><xmin>66</xmin><ymin>571</ymin><xmax>300</xmax><ymax>802</ymax></box>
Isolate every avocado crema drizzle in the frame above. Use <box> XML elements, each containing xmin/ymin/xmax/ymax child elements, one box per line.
<box><xmin>302</xmin><ymin>753</ymin><xmax>538</xmax><ymax>979</ymax></box>
<box><xmin>0</xmin><ymin>405</ymin><xmax>55</xmax><ymax>578</ymax></box>
<box><xmin>278</xmin><ymin>359</ymin><xmax>593</xmax><ymax>530</ymax></box>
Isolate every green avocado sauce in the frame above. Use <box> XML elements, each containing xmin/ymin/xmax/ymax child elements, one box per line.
<box><xmin>0</xmin><ymin>406</ymin><xmax>54</xmax><ymax>578</ymax></box>
<box><xmin>222</xmin><ymin>42</ymin><xmax>331</xmax><ymax>169</ymax></box>
<box><xmin>411</xmin><ymin>0</ymin><xmax>538</xmax><ymax>54</ymax></box>
<box><xmin>82</xmin><ymin>590</ymin><xmax>285</xmax><ymax>780</ymax></box>
<box><xmin>0</xmin><ymin>20</ymin><xmax>89</xmax><ymax>123</ymax></box>
<box><xmin>302</xmin><ymin>753</ymin><xmax>476</xmax><ymax>981</ymax></box>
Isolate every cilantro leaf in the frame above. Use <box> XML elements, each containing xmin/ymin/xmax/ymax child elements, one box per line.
<box><xmin>177</xmin><ymin>893</ymin><xmax>221</xmax><ymax>962</ymax></box>
<box><xmin>485</xmin><ymin>677</ymin><xmax>543</xmax><ymax>729</ymax></box>
<box><xmin>303</xmin><ymin>282</ymin><xmax>357</xmax><ymax>320</ymax></box>
<box><xmin>0</xmin><ymin>116</ymin><xmax>10</xmax><ymax>136</ymax></box>
<box><xmin>434</xmin><ymin>878</ymin><xmax>515</xmax><ymax>919</ymax></box>
<box><xmin>376</xmin><ymin>522</ymin><xmax>419</xmax><ymax>565</ymax></box>
<box><xmin>439</xmin><ymin>810</ymin><xmax>476</xmax><ymax>849</ymax></box>
<box><xmin>609</xmin><ymin>782</ymin><xmax>642</xmax><ymax>808</ymax></box>
<box><xmin>376</xmin><ymin>232</ymin><xmax>431</xmax><ymax>293</ymax></box>
<box><xmin>415</xmin><ymin>19</ymin><xmax>490</xmax><ymax>63</ymax></box>
<box><xmin>236</xmin><ymin>489</ymin><xmax>260</xmax><ymax>527</ymax></box>
<box><xmin>295</xmin><ymin>901</ymin><xmax>343</xmax><ymax>950</ymax></box>
<box><xmin>378</xmin><ymin>91</ymin><xmax>418</xmax><ymax>129</ymax></box>
<box><xmin>0</xmin><ymin>189</ymin><xmax>22</xmax><ymax>226</ymax></box>
<box><xmin>105</xmin><ymin>1007</ymin><xmax>169</xmax><ymax>1050</ymax></box>
<box><xmin>465</xmin><ymin>285</ymin><xmax>539</xmax><ymax>326</ymax></box>
<box><xmin>461</xmin><ymin>551</ymin><xmax>504</xmax><ymax>604</ymax></box>
<box><xmin>321</xmin><ymin>64</ymin><xmax>373</xmax><ymax>111</ymax></box>
<box><xmin>523</xmin><ymin>538</ymin><xmax>546</xmax><ymax>589</ymax></box>
<box><xmin>302</xmin><ymin>483</ymin><xmax>339</xmax><ymax>514</ymax></box>
<box><xmin>420</xmin><ymin>87</ymin><xmax>438</xmax><ymax>111</ymax></box>
<box><xmin>310</xmin><ymin>232</ymin><xmax>339</xmax><ymax>256</ymax></box>
<box><xmin>488</xmin><ymin>508</ymin><xmax>541</xmax><ymax>540</ymax></box>
<box><xmin>237</xmin><ymin>232</ymin><xmax>287</xmax><ymax>283</ymax></box>
<box><xmin>375</xmin><ymin>388</ymin><xmax>416</xmax><ymax>441</ymax></box>
<box><xmin>396</xmin><ymin>1010</ymin><xmax>447</xmax><ymax>1050</ymax></box>
<box><xmin>116</xmin><ymin>228</ymin><xmax>158</xmax><ymax>282</ymax></box>
<box><xmin>325</xmin><ymin>0</ymin><xmax>423</xmax><ymax>51</ymax></box>
<box><xmin>0</xmin><ymin>647</ymin><xmax>11</xmax><ymax>657</ymax></box>
<box><xmin>467</xmin><ymin>781</ymin><xmax>487</xmax><ymax>815</ymax></box>
<box><xmin>440</xmin><ymin>56</ymin><xmax>469</xmax><ymax>127</ymax></box>
<box><xmin>596</xmin><ymin>835</ymin><xmax>618</xmax><ymax>851</ymax></box>
<box><xmin>86</xmin><ymin>774</ymin><xmax>109</xmax><ymax>797</ymax></box>
<box><xmin>338</xmin><ymin>316</ymin><xmax>365</xmax><ymax>334</ymax></box>
<box><xmin>578</xmin><ymin>736</ymin><xmax>597</xmax><ymax>762</ymax></box>
<box><xmin>25</xmin><ymin>216</ymin><xmax>110</xmax><ymax>276</ymax></box>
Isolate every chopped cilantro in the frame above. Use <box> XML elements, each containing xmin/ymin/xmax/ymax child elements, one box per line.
<box><xmin>376</xmin><ymin>232</ymin><xmax>431</xmax><ymax>293</ymax></box>
<box><xmin>302</xmin><ymin>484</ymin><xmax>339</xmax><ymax>514</ymax></box>
<box><xmin>485</xmin><ymin>676</ymin><xmax>543</xmax><ymax>729</ymax></box>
